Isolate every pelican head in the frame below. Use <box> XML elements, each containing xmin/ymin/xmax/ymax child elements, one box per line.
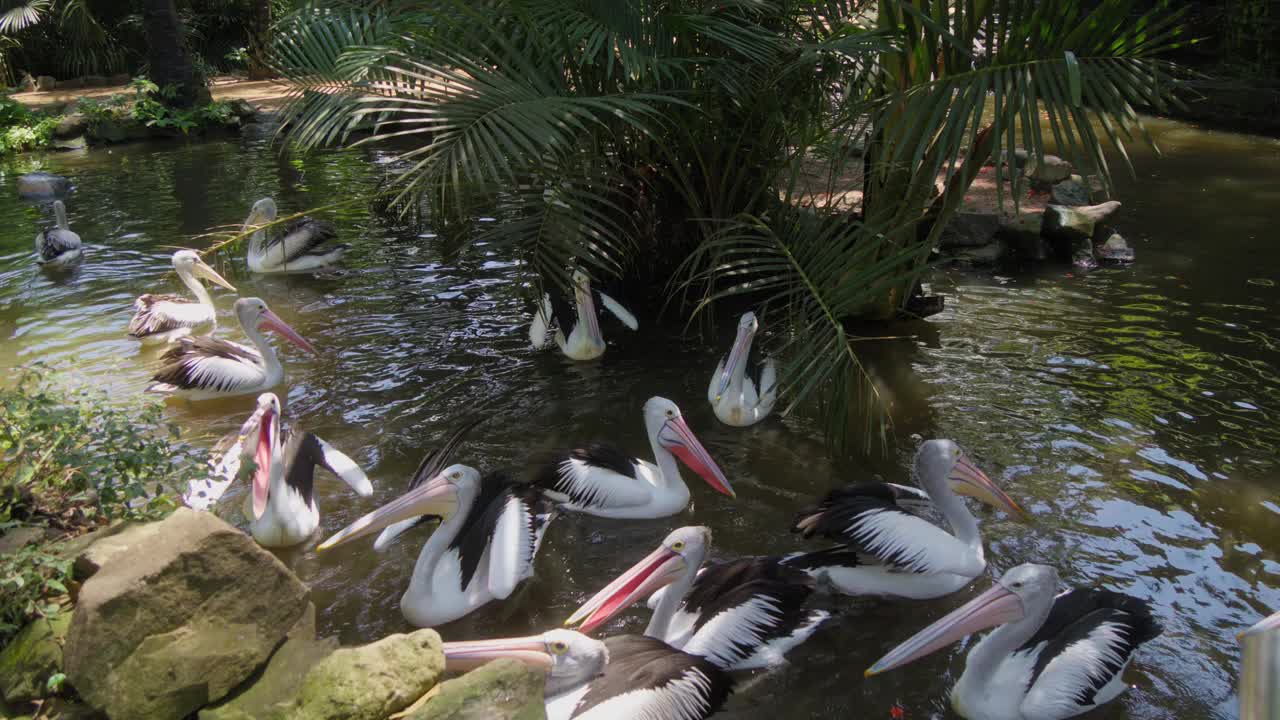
<box><xmin>643</xmin><ymin>397</ymin><xmax>734</xmax><ymax>499</ymax></box>
<box><xmin>565</xmin><ymin>526</ymin><xmax>711</xmax><ymax>633</ymax></box>
<box><xmin>715</xmin><ymin>311</ymin><xmax>759</xmax><ymax>401</ymax></box>
<box><xmin>317</xmin><ymin>463</ymin><xmax>481</xmax><ymax>552</ymax></box>
<box><xmin>866</xmin><ymin>563</ymin><xmax>1059</xmax><ymax>677</ymax></box>
<box><xmin>239</xmin><ymin>392</ymin><xmax>283</xmax><ymax>520</ymax></box>
<box><xmin>243</xmin><ymin>197</ymin><xmax>278</xmax><ymax>231</ymax></box>
<box><xmin>172</xmin><ymin>250</ymin><xmax>236</xmax><ymax>292</ymax></box>
<box><xmin>915</xmin><ymin>439</ymin><xmax>1025</xmax><ymax>520</ymax></box>
<box><xmin>570</xmin><ymin>268</ymin><xmax>602</xmax><ymax>345</ymax></box>
<box><xmin>234</xmin><ymin>297</ymin><xmax>318</xmax><ymax>355</ymax></box>
<box><xmin>442</xmin><ymin>629</ymin><xmax>609</xmax><ymax>696</ymax></box>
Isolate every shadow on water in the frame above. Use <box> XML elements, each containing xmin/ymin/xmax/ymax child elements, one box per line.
<box><xmin>0</xmin><ymin>117</ymin><xmax>1277</xmax><ymax>719</ymax></box>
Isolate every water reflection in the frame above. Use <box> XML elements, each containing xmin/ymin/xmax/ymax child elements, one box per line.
<box><xmin>0</xmin><ymin>118</ymin><xmax>1277</xmax><ymax>718</ymax></box>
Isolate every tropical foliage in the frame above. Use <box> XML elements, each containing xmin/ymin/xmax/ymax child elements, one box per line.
<box><xmin>268</xmin><ymin>0</ymin><xmax>1187</xmax><ymax>449</ymax></box>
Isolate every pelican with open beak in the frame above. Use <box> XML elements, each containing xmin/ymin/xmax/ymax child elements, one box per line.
<box><xmin>442</xmin><ymin>630</ymin><xmax>731</xmax><ymax>720</ymax></box>
<box><xmin>146</xmin><ymin>297</ymin><xmax>316</xmax><ymax>400</ymax></box>
<box><xmin>532</xmin><ymin>396</ymin><xmax>734</xmax><ymax>519</ymax></box>
<box><xmin>784</xmin><ymin>439</ymin><xmax>1026</xmax><ymax>599</ymax></box>
<box><xmin>708</xmin><ymin>312</ymin><xmax>777</xmax><ymax>427</ymax></box>
<box><xmin>129</xmin><ymin>250</ymin><xmax>237</xmax><ymax>344</ymax></box>
<box><xmin>865</xmin><ymin>563</ymin><xmax>1161</xmax><ymax>720</ymax></box>
<box><xmin>529</xmin><ymin>269</ymin><xmax>637</xmax><ymax>361</ymax></box>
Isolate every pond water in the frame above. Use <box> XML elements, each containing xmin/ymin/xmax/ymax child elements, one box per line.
<box><xmin>1</xmin><ymin>119</ymin><xmax>1277</xmax><ymax>719</ymax></box>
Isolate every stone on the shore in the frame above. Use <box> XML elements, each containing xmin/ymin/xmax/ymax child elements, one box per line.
<box><xmin>1098</xmin><ymin>233</ymin><xmax>1135</xmax><ymax>263</ymax></box>
<box><xmin>1050</xmin><ymin>178</ymin><xmax>1090</xmax><ymax>206</ymax></box>
<box><xmin>53</xmin><ymin>136</ymin><xmax>87</xmax><ymax>151</ymax></box>
<box><xmin>997</xmin><ymin>212</ymin><xmax>1049</xmax><ymax>261</ymax></box>
<box><xmin>0</xmin><ymin>613</ymin><xmax>72</xmax><ymax>703</ymax></box>
<box><xmin>408</xmin><ymin>659</ymin><xmax>545</xmax><ymax>720</ymax></box>
<box><xmin>228</xmin><ymin>100</ymin><xmax>257</xmax><ymax>122</ymax></box>
<box><xmin>16</xmin><ymin>172</ymin><xmax>71</xmax><ymax>200</ymax></box>
<box><xmin>939</xmin><ymin>212</ymin><xmax>1000</xmax><ymax>248</ymax></box>
<box><xmin>64</xmin><ymin>508</ymin><xmax>309</xmax><ymax>720</ymax></box>
<box><xmin>53</xmin><ymin>114</ymin><xmax>89</xmax><ymax>140</ymax></box>
<box><xmin>285</xmin><ymin>629</ymin><xmax>445</xmax><ymax>720</ymax></box>
<box><xmin>36</xmin><ymin>76</ymin><xmax>55</xmax><ymax>92</ymax></box>
<box><xmin>1026</xmin><ymin>154</ymin><xmax>1072</xmax><ymax>184</ymax></box>
<box><xmin>951</xmin><ymin>240</ymin><xmax>1005</xmax><ymax>267</ymax></box>
<box><xmin>1042</xmin><ymin>201</ymin><xmax>1122</xmax><ymax>244</ymax></box>
<box><xmin>999</xmin><ymin>147</ymin><xmax>1029</xmax><ymax>171</ymax></box>
<box><xmin>198</xmin><ymin>603</ymin><xmax>337</xmax><ymax>720</ymax></box>
<box><xmin>90</xmin><ymin>118</ymin><xmax>147</xmax><ymax>144</ymax></box>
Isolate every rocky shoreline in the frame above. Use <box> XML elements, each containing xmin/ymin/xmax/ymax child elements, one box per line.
<box><xmin>0</xmin><ymin>509</ymin><xmax>544</xmax><ymax>720</ymax></box>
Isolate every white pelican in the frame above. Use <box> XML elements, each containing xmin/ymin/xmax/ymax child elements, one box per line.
<box><xmin>532</xmin><ymin>397</ymin><xmax>734</xmax><ymax>519</ymax></box>
<box><xmin>566</xmin><ymin>526</ymin><xmax>827</xmax><ymax>670</ymax></box>
<box><xmin>317</xmin><ymin>453</ymin><xmax>555</xmax><ymax>627</ymax></box>
<box><xmin>442</xmin><ymin>630</ymin><xmax>732</xmax><ymax>720</ymax></box>
<box><xmin>128</xmin><ymin>250</ymin><xmax>237</xmax><ymax>343</ymax></box>
<box><xmin>784</xmin><ymin>439</ymin><xmax>1025</xmax><ymax>599</ymax></box>
<box><xmin>35</xmin><ymin>200</ymin><xmax>81</xmax><ymax>267</ymax></box>
<box><xmin>866</xmin><ymin>563</ymin><xmax>1161</xmax><ymax>720</ymax></box>
<box><xmin>182</xmin><ymin>393</ymin><xmax>372</xmax><ymax>547</ymax></box>
<box><xmin>530</xmin><ymin>270</ymin><xmax>637</xmax><ymax>360</ymax></box>
<box><xmin>708</xmin><ymin>312</ymin><xmax>777</xmax><ymax>427</ymax></box>
<box><xmin>242</xmin><ymin>198</ymin><xmax>347</xmax><ymax>273</ymax></box>
<box><xmin>146</xmin><ymin>296</ymin><xmax>316</xmax><ymax>400</ymax></box>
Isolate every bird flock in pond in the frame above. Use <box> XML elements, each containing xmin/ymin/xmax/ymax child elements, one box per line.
<box><xmin>26</xmin><ymin>188</ymin><xmax>1267</xmax><ymax>720</ymax></box>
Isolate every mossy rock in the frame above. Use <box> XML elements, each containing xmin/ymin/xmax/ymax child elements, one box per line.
<box><xmin>284</xmin><ymin>629</ymin><xmax>445</xmax><ymax>720</ymax></box>
<box><xmin>409</xmin><ymin>659</ymin><xmax>545</xmax><ymax>720</ymax></box>
<box><xmin>0</xmin><ymin>612</ymin><xmax>72</xmax><ymax>703</ymax></box>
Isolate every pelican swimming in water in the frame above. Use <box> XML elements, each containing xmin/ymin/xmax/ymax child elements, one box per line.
<box><xmin>318</xmin><ymin>426</ymin><xmax>555</xmax><ymax>626</ymax></box>
<box><xmin>183</xmin><ymin>393</ymin><xmax>373</xmax><ymax>547</ymax></box>
<box><xmin>34</xmin><ymin>200</ymin><xmax>81</xmax><ymax>267</ymax></box>
<box><xmin>530</xmin><ymin>270</ymin><xmax>637</xmax><ymax>360</ymax></box>
<box><xmin>708</xmin><ymin>312</ymin><xmax>777</xmax><ymax>427</ymax></box>
<box><xmin>442</xmin><ymin>630</ymin><xmax>733</xmax><ymax>720</ymax></box>
<box><xmin>784</xmin><ymin>439</ymin><xmax>1025</xmax><ymax>599</ymax></box>
<box><xmin>866</xmin><ymin>563</ymin><xmax>1161</xmax><ymax>720</ymax></box>
<box><xmin>242</xmin><ymin>198</ymin><xmax>347</xmax><ymax>273</ymax></box>
<box><xmin>531</xmin><ymin>397</ymin><xmax>734</xmax><ymax>519</ymax></box>
<box><xmin>128</xmin><ymin>250</ymin><xmax>237</xmax><ymax>344</ymax></box>
<box><xmin>146</xmin><ymin>296</ymin><xmax>316</xmax><ymax>400</ymax></box>
<box><xmin>566</xmin><ymin>526</ymin><xmax>828</xmax><ymax>671</ymax></box>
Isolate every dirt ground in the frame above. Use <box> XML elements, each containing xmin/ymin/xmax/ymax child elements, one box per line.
<box><xmin>11</xmin><ymin>76</ymin><xmax>295</xmax><ymax>113</ymax></box>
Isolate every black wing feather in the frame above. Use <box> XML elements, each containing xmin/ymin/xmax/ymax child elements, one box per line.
<box><xmin>128</xmin><ymin>294</ymin><xmax>197</xmax><ymax>337</ymax></box>
<box><xmin>264</xmin><ymin>217</ymin><xmax>343</xmax><ymax>262</ymax></box>
<box><xmin>38</xmin><ymin>228</ymin><xmax>80</xmax><ymax>261</ymax></box>
<box><xmin>575</xmin><ymin>636</ymin><xmax>733</xmax><ymax>719</ymax></box>
<box><xmin>151</xmin><ymin>337</ymin><xmax>260</xmax><ymax>391</ymax></box>
<box><xmin>531</xmin><ymin>443</ymin><xmax>641</xmax><ymax>508</ymax></box>
<box><xmin>281</xmin><ymin>429</ymin><xmax>318</xmax><ymax>506</ymax></box>
<box><xmin>448</xmin><ymin>470</ymin><xmax>528</xmax><ymax>591</ymax></box>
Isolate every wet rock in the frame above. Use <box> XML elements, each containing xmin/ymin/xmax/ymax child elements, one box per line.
<box><xmin>16</xmin><ymin>173</ymin><xmax>71</xmax><ymax>200</ymax></box>
<box><xmin>36</xmin><ymin>76</ymin><xmax>55</xmax><ymax>92</ymax></box>
<box><xmin>89</xmin><ymin>118</ymin><xmax>147</xmax><ymax>144</ymax></box>
<box><xmin>1026</xmin><ymin>154</ymin><xmax>1072</xmax><ymax>185</ymax></box>
<box><xmin>1071</xmin><ymin>236</ymin><xmax>1097</xmax><ymax>271</ymax></box>
<box><xmin>53</xmin><ymin>136</ymin><xmax>87</xmax><ymax>151</ymax></box>
<box><xmin>53</xmin><ymin>114</ymin><xmax>89</xmax><ymax>140</ymax></box>
<box><xmin>951</xmin><ymin>240</ymin><xmax>1005</xmax><ymax>267</ymax></box>
<box><xmin>1050</xmin><ymin>178</ymin><xmax>1090</xmax><ymax>206</ymax></box>
<box><xmin>0</xmin><ymin>613</ymin><xmax>72</xmax><ymax>703</ymax></box>
<box><xmin>228</xmin><ymin>99</ymin><xmax>257</xmax><ymax>122</ymax></box>
<box><xmin>64</xmin><ymin>508</ymin><xmax>309</xmax><ymax>720</ymax></box>
<box><xmin>1042</xmin><ymin>201</ymin><xmax>1122</xmax><ymax>247</ymax></box>
<box><xmin>939</xmin><ymin>211</ymin><xmax>1000</xmax><ymax>248</ymax></box>
<box><xmin>285</xmin><ymin>628</ymin><xmax>445</xmax><ymax>720</ymax></box>
<box><xmin>997</xmin><ymin>212</ymin><xmax>1049</xmax><ymax>261</ymax></box>
<box><xmin>408</xmin><ymin>659</ymin><xmax>544</xmax><ymax>720</ymax></box>
<box><xmin>1097</xmin><ymin>233</ymin><xmax>1135</xmax><ymax>263</ymax></box>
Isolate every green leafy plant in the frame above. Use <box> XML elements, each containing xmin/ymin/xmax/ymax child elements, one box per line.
<box><xmin>0</xmin><ymin>540</ymin><xmax>72</xmax><ymax>644</ymax></box>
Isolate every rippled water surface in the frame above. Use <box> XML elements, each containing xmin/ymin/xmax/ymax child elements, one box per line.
<box><xmin>1</xmin><ymin>119</ymin><xmax>1278</xmax><ymax>719</ymax></box>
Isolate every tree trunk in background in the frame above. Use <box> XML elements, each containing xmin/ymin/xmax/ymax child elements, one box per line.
<box><xmin>247</xmin><ymin>0</ymin><xmax>274</xmax><ymax>80</ymax></box>
<box><xmin>142</xmin><ymin>0</ymin><xmax>201</xmax><ymax>108</ymax></box>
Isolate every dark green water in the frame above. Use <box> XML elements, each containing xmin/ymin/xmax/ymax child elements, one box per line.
<box><xmin>1</xmin><ymin>119</ymin><xmax>1277</xmax><ymax>719</ymax></box>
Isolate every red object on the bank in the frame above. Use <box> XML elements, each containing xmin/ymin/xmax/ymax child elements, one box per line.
<box><xmin>890</xmin><ymin>704</ymin><xmax>905</xmax><ymax>719</ymax></box>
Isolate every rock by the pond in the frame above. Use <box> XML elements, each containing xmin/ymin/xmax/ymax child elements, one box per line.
<box><xmin>1050</xmin><ymin>178</ymin><xmax>1090</xmax><ymax>206</ymax></box>
<box><xmin>999</xmin><ymin>147</ymin><xmax>1029</xmax><ymax>171</ymax></box>
<box><xmin>939</xmin><ymin>211</ymin><xmax>1000</xmax><ymax>248</ymax></box>
<box><xmin>53</xmin><ymin>114</ymin><xmax>89</xmax><ymax>140</ymax></box>
<box><xmin>228</xmin><ymin>99</ymin><xmax>257</xmax><ymax>122</ymax></box>
<box><xmin>997</xmin><ymin>212</ymin><xmax>1049</xmax><ymax>261</ymax></box>
<box><xmin>90</xmin><ymin>118</ymin><xmax>147</xmax><ymax>144</ymax></box>
<box><xmin>64</xmin><ymin>508</ymin><xmax>309</xmax><ymax>720</ymax></box>
<box><xmin>1026</xmin><ymin>154</ymin><xmax>1072</xmax><ymax>184</ymax></box>
<box><xmin>1098</xmin><ymin>233</ymin><xmax>1135</xmax><ymax>263</ymax></box>
<box><xmin>1042</xmin><ymin>201</ymin><xmax>1122</xmax><ymax>245</ymax></box>
<box><xmin>409</xmin><ymin>659</ymin><xmax>545</xmax><ymax>720</ymax></box>
<box><xmin>0</xmin><ymin>613</ymin><xmax>72</xmax><ymax>703</ymax></box>
<box><xmin>53</xmin><ymin>136</ymin><xmax>87</xmax><ymax>151</ymax></box>
<box><xmin>16</xmin><ymin>172</ymin><xmax>71</xmax><ymax>200</ymax></box>
<box><xmin>198</xmin><ymin>603</ymin><xmax>336</xmax><ymax>720</ymax></box>
<box><xmin>285</xmin><ymin>629</ymin><xmax>445</xmax><ymax>720</ymax></box>
<box><xmin>36</xmin><ymin>76</ymin><xmax>55</xmax><ymax>92</ymax></box>
<box><xmin>951</xmin><ymin>240</ymin><xmax>1005</xmax><ymax>267</ymax></box>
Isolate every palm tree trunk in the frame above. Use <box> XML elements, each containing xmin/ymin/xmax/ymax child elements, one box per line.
<box><xmin>247</xmin><ymin>0</ymin><xmax>274</xmax><ymax>80</ymax></box>
<box><xmin>142</xmin><ymin>0</ymin><xmax>201</xmax><ymax>108</ymax></box>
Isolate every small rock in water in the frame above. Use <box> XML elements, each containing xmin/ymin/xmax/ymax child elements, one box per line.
<box><xmin>17</xmin><ymin>172</ymin><xmax>72</xmax><ymax>200</ymax></box>
<box><xmin>1097</xmin><ymin>233</ymin><xmax>1135</xmax><ymax>263</ymax></box>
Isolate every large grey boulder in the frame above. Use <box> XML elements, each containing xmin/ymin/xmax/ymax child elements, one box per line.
<box><xmin>53</xmin><ymin>114</ymin><xmax>89</xmax><ymax>140</ymax></box>
<box><xmin>0</xmin><ymin>613</ymin><xmax>72</xmax><ymax>703</ymax></box>
<box><xmin>409</xmin><ymin>659</ymin><xmax>545</xmax><ymax>720</ymax></box>
<box><xmin>284</xmin><ymin>629</ymin><xmax>445</xmax><ymax>720</ymax></box>
<box><xmin>1042</xmin><ymin>201</ymin><xmax>1122</xmax><ymax>246</ymax></box>
<box><xmin>64</xmin><ymin>508</ymin><xmax>309</xmax><ymax>720</ymax></box>
<box><xmin>939</xmin><ymin>212</ymin><xmax>1000</xmax><ymax>248</ymax></box>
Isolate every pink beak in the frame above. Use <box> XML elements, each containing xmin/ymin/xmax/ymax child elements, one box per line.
<box><xmin>865</xmin><ymin>580</ymin><xmax>1026</xmax><ymax>676</ymax></box>
<box><xmin>259</xmin><ymin>309</ymin><xmax>317</xmax><ymax>355</ymax></box>
<box><xmin>564</xmin><ymin>545</ymin><xmax>687</xmax><ymax>633</ymax></box>
<box><xmin>658</xmin><ymin>416</ymin><xmax>735</xmax><ymax>498</ymax></box>
<box><xmin>251</xmin><ymin>405</ymin><xmax>276</xmax><ymax>520</ymax></box>
<box><xmin>442</xmin><ymin>635</ymin><xmax>554</xmax><ymax>673</ymax></box>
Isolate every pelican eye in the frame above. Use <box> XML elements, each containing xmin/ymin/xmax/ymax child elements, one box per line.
<box><xmin>550</xmin><ymin>641</ymin><xmax>569</xmax><ymax>655</ymax></box>
<box><xmin>451</xmin><ymin>471</ymin><xmax>462</xmax><ymax>480</ymax></box>
<box><xmin>665</xmin><ymin>410</ymin><xmax>675</xmax><ymax>418</ymax></box>
<box><xmin>671</xmin><ymin>540</ymin><xmax>685</xmax><ymax>552</ymax></box>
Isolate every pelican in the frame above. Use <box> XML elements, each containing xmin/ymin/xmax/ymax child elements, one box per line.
<box><xmin>146</xmin><ymin>296</ymin><xmax>316</xmax><ymax>400</ymax></box>
<box><xmin>34</xmin><ymin>200</ymin><xmax>81</xmax><ymax>267</ymax></box>
<box><xmin>182</xmin><ymin>393</ymin><xmax>372</xmax><ymax>547</ymax></box>
<box><xmin>317</xmin><ymin>449</ymin><xmax>555</xmax><ymax>627</ymax></box>
<box><xmin>784</xmin><ymin>439</ymin><xmax>1025</xmax><ymax>599</ymax></box>
<box><xmin>442</xmin><ymin>630</ymin><xmax>732</xmax><ymax>720</ymax></box>
<box><xmin>531</xmin><ymin>397</ymin><xmax>734</xmax><ymax>519</ymax></box>
<box><xmin>242</xmin><ymin>198</ymin><xmax>347</xmax><ymax>273</ymax></box>
<box><xmin>128</xmin><ymin>250</ymin><xmax>237</xmax><ymax>343</ymax></box>
<box><xmin>530</xmin><ymin>270</ymin><xmax>637</xmax><ymax>360</ymax></box>
<box><xmin>866</xmin><ymin>563</ymin><xmax>1162</xmax><ymax>720</ymax></box>
<box><xmin>708</xmin><ymin>312</ymin><xmax>777</xmax><ymax>427</ymax></box>
<box><xmin>566</xmin><ymin>526</ymin><xmax>827</xmax><ymax>670</ymax></box>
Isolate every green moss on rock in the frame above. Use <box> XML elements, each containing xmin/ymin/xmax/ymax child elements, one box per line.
<box><xmin>286</xmin><ymin>628</ymin><xmax>445</xmax><ymax>720</ymax></box>
<box><xmin>409</xmin><ymin>659</ymin><xmax>545</xmax><ymax>720</ymax></box>
<box><xmin>0</xmin><ymin>612</ymin><xmax>72</xmax><ymax>703</ymax></box>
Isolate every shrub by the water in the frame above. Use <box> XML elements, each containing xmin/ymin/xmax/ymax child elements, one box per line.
<box><xmin>0</xmin><ymin>367</ymin><xmax>204</xmax><ymax>644</ymax></box>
